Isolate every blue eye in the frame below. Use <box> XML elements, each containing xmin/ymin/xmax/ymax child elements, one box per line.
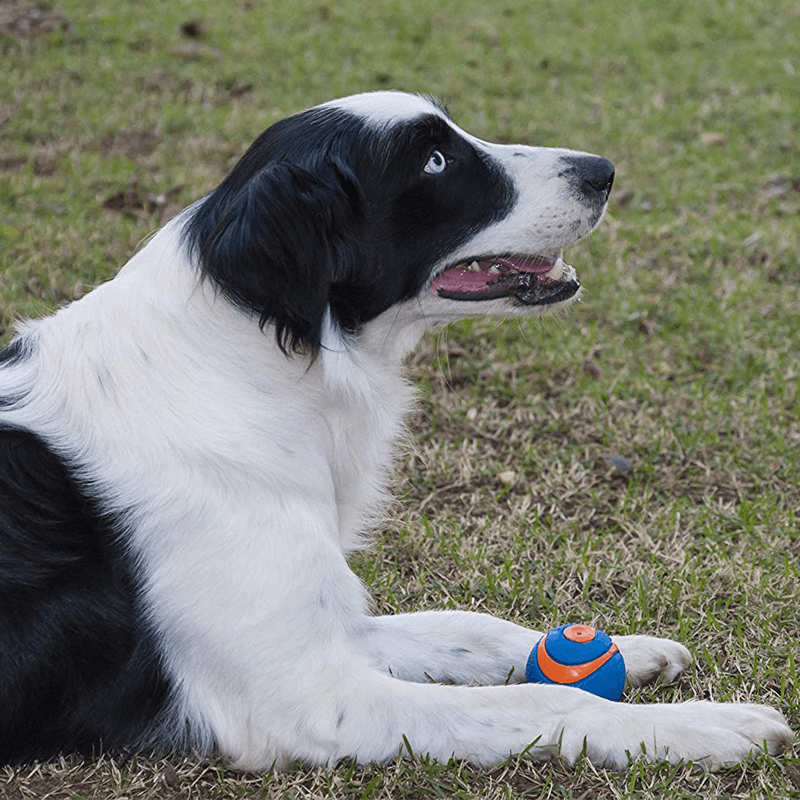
<box><xmin>423</xmin><ymin>150</ymin><xmax>447</xmax><ymax>174</ymax></box>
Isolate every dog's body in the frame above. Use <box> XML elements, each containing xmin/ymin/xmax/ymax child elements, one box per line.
<box><xmin>0</xmin><ymin>92</ymin><xmax>792</xmax><ymax>769</ymax></box>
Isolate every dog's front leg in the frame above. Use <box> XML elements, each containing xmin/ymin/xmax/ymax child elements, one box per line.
<box><xmin>361</xmin><ymin>611</ymin><xmax>543</xmax><ymax>684</ymax></box>
<box><xmin>260</xmin><ymin>669</ymin><xmax>793</xmax><ymax>769</ymax></box>
<box><xmin>361</xmin><ymin>612</ymin><xmax>695</xmax><ymax>689</ymax></box>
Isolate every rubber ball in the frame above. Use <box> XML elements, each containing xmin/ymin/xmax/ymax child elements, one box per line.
<box><xmin>525</xmin><ymin>623</ymin><xmax>625</xmax><ymax>701</ymax></box>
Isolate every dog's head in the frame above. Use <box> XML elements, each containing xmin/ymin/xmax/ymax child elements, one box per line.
<box><xmin>183</xmin><ymin>92</ymin><xmax>613</xmax><ymax>356</ymax></box>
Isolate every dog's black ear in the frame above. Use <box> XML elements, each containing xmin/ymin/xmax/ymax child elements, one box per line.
<box><xmin>186</xmin><ymin>160</ymin><xmax>364</xmax><ymax>356</ymax></box>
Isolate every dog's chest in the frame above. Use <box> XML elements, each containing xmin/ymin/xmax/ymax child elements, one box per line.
<box><xmin>320</xmin><ymin>363</ymin><xmax>414</xmax><ymax>552</ymax></box>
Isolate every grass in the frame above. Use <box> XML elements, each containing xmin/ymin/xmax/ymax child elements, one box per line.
<box><xmin>1</xmin><ymin>0</ymin><xmax>799</xmax><ymax>797</ymax></box>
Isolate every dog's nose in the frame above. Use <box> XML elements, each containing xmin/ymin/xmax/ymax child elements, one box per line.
<box><xmin>575</xmin><ymin>155</ymin><xmax>615</xmax><ymax>200</ymax></box>
<box><xmin>560</xmin><ymin>155</ymin><xmax>615</xmax><ymax>203</ymax></box>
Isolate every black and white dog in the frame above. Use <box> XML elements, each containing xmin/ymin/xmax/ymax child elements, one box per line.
<box><xmin>0</xmin><ymin>92</ymin><xmax>792</xmax><ymax>769</ymax></box>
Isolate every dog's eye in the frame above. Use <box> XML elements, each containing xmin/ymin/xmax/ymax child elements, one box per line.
<box><xmin>423</xmin><ymin>150</ymin><xmax>448</xmax><ymax>175</ymax></box>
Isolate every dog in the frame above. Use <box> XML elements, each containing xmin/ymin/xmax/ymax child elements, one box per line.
<box><xmin>0</xmin><ymin>91</ymin><xmax>792</xmax><ymax>770</ymax></box>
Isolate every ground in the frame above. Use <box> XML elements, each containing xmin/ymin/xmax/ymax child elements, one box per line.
<box><xmin>1</xmin><ymin>0</ymin><xmax>798</xmax><ymax>797</ymax></box>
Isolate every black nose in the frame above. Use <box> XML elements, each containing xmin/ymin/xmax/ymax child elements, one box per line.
<box><xmin>560</xmin><ymin>155</ymin><xmax>615</xmax><ymax>203</ymax></box>
<box><xmin>580</xmin><ymin>156</ymin><xmax>615</xmax><ymax>197</ymax></box>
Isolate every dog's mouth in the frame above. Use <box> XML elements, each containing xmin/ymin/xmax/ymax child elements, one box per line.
<box><xmin>430</xmin><ymin>252</ymin><xmax>579</xmax><ymax>306</ymax></box>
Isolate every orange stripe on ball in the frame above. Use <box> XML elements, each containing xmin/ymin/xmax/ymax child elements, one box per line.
<box><xmin>536</xmin><ymin>640</ymin><xmax>620</xmax><ymax>684</ymax></box>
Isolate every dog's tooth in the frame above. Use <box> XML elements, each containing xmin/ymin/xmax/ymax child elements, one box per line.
<box><xmin>488</xmin><ymin>264</ymin><xmax>501</xmax><ymax>274</ymax></box>
<box><xmin>467</xmin><ymin>260</ymin><xmax>481</xmax><ymax>272</ymax></box>
<box><xmin>544</xmin><ymin>257</ymin><xmax>565</xmax><ymax>281</ymax></box>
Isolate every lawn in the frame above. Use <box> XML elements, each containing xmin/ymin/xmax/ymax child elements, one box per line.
<box><xmin>1</xmin><ymin>0</ymin><xmax>799</xmax><ymax>797</ymax></box>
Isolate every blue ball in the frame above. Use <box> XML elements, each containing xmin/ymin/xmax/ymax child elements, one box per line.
<box><xmin>525</xmin><ymin>623</ymin><xmax>625</xmax><ymax>701</ymax></box>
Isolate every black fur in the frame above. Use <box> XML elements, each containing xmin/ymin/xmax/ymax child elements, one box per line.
<box><xmin>0</xmin><ymin>424</ymin><xmax>171</xmax><ymax>764</ymax></box>
<box><xmin>183</xmin><ymin>107</ymin><xmax>516</xmax><ymax>354</ymax></box>
<box><xmin>0</xmin><ymin>340</ymin><xmax>27</xmax><ymax>367</ymax></box>
<box><xmin>0</xmin><ymin>339</ymin><xmax>31</xmax><ymax>408</ymax></box>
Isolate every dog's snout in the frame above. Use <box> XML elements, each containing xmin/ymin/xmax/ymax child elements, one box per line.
<box><xmin>560</xmin><ymin>155</ymin><xmax>615</xmax><ymax>203</ymax></box>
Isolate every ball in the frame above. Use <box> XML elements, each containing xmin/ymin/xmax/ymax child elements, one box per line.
<box><xmin>525</xmin><ymin>623</ymin><xmax>625</xmax><ymax>701</ymax></box>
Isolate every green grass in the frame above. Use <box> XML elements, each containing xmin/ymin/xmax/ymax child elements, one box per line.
<box><xmin>1</xmin><ymin>0</ymin><xmax>799</xmax><ymax>797</ymax></box>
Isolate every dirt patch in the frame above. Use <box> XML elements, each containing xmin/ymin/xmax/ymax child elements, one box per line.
<box><xmin>101</xmin><ymin>180</ymin><xmax>185</xmax><ymax>223</ymax></box>
<box><xmin>97</xmin><ymin>126</ymin><xmax>162</xmax><ymax>159</ymax></box>
<box><xmin>0</xmin><ymin>0</ymin><xmax>69</xmax><ymax>37</ymax></box>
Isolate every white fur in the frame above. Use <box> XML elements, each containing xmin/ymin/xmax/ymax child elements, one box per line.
<box><xmin>0</xmin><ymin>92</ymin><xmax>792</xmax><ymax>770</ymax></box>
<box><xmin>319</xmin><ymin>90</ymin><xmax>443</xmax><ymax>129</ymax></box>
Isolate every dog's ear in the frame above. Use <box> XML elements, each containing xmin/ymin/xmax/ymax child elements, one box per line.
<box><xmin>188</xmin><ymin>160</ymin><xmax>364</xmax><ymax>356</ymax></box>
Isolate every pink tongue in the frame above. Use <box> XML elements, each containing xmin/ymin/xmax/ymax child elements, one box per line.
<box><xmin>431</xmin><ymin>255</ymin><xmax>554</xmax><ymax>295</ymax></box>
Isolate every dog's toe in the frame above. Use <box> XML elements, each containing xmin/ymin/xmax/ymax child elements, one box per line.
<box><xmin>613</xmin><ymin>635</ymin><xmax>693</xmax><ymax>687</ymax></box>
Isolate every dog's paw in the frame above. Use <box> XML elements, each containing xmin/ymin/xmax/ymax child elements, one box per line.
<box><xmin>612</xmin><ymin>635</ymin><xmax>693</xmax><ymax>687</ymax></box>
<box><xmin>561</xmin><ymin>700</ymin><xmax>794</xmax><ymax>770</ymax></box>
